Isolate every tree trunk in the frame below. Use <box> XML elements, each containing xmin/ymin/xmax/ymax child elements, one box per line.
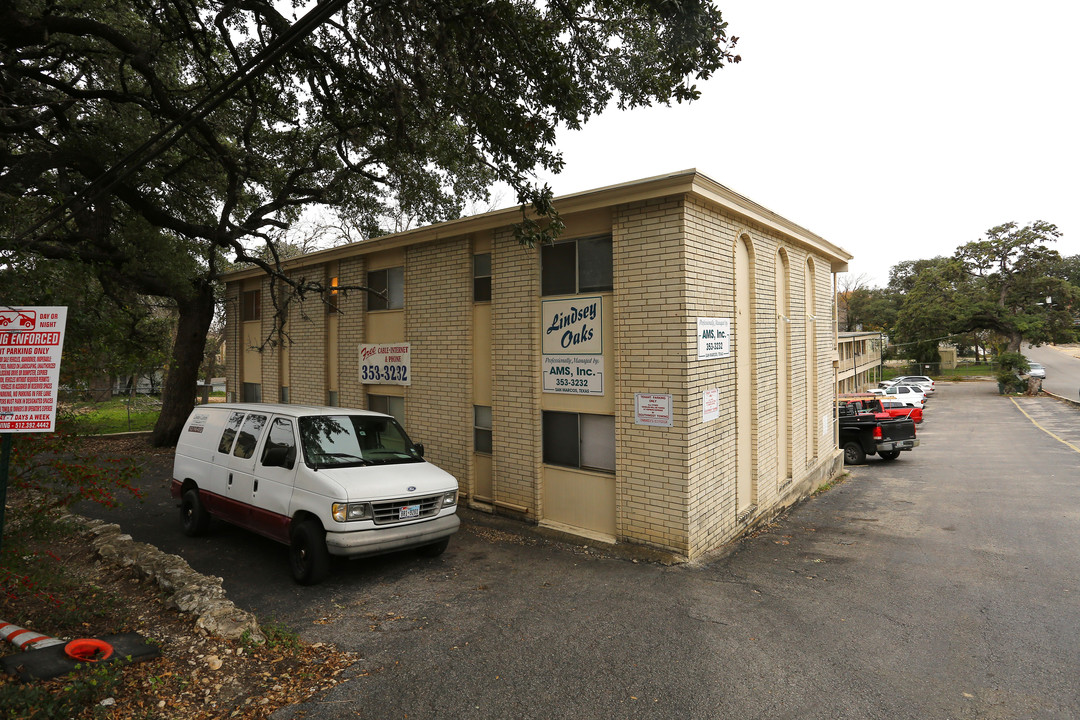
<box><xmin>1006</xmin><ymin>332</ymin><xmax>1023</xmax><ymax>354</ymax></box>
<box><xmin>151</xmin><ymin>282</ymin><xmax>215</xmax><ymax>447</ymax></box>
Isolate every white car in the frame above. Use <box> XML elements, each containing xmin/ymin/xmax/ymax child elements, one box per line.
<box><xmin>883</xmin><ymin>376</ymin><xmax>936</xmax><ymax>394</ymax></box>
<box><xmin>1027</xmin><ymin>362</ymin><xmax>1046</xmax><ymax>379</ymax></box>
<box><xmin>870</xmin><ymin>385</ymin><xmax>926</xmax><ymax>407</ymax></box>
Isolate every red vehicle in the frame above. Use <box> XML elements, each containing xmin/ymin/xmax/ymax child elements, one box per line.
<box><xmin>838</xmin><ymin>394</ymin><xmax>924</xmax><ymax>424</ymax></box>
<box><xmin>879</xmin><ymin>400</ymin><xmax>923</xmax><ymax>424</ymax></box>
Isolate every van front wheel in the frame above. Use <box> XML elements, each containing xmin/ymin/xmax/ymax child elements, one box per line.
<box><xmin>290</xmin><ymin>520</ymin><xmax>330</xmax><ymax>585</ymax></box>
<box><xmin>181</xmin><ymin>488</ymin><xmax>211</xmax><ymax>537</ymax></box>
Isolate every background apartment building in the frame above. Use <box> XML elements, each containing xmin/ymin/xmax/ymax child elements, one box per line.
<box><xmin>224</xmin><ymin>170</ymin><xmax>853</xmax><ymax>559</ymax></box>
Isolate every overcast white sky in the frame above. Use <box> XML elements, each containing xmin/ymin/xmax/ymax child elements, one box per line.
<box><xmin>523</xmin><ymin>1</ymin><xmax>1080</xmax><ymax>288</ymax></box>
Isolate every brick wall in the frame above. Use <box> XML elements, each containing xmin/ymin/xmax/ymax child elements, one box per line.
<box><xmin>404</xmin><ymin>239</ymin><xmax>472</xmax><ymax>486</ymax></box>
<box><xmin>613</xmin><ymin>196</ymin><xmax>691</xmax><ymax>553</ymax></box>
<box><xmin>491</xmin><ymin>228</ymin><xmax>541</xmax><ymax>516</ymax></box>
<box><xmin>336</xmin><ymin>256</ymin><xmax>367</xmax><ymax>409</ymax></box>
<box><xmin>283</xmin><ymin>264</ymin><xmax>327</xmax><ymax>405</ymax></box>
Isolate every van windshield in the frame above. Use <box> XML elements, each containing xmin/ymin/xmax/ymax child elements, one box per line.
<box><xmin>298</xmin><ymin>415</ymin><xmax>422</xmax><ymax>468</ymax></box>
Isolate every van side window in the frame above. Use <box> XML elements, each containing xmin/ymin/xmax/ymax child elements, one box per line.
<box><xmin>260</xmin><ymin>418</ymin><xmax>297</xmax><ymax>470</ymax></box>
<box><xmin>233</xmin><ymin>413</ymin><xmax>268</xmax><ymax>459</ymax></box>
<box><xmin>218</xmin><ymin>412</ymin><xmax>246</xmax><ymax>453</ymax></box>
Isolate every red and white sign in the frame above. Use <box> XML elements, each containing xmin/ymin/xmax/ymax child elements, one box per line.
<box><xmin>702</xmin><ymin>388</ymin><xmax>720</xmax><ymax>422</ymax></box>
<box><xmin>0</xmin><ymin>307</ymin><xmax>67</xmax><ymax>433</ymax></box>
<box><xmin>635</xmin><ymin>393</ymin><xmax>673</xmax><ymax>427</ymax></box>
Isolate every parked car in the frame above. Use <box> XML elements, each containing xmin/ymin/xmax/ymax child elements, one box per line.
<box><xmin>1027</xmin><ymin>362</ymin><xmax>1046</xmax><ymax>379</ymax></box>
<box><xmin>172</xmin><ymin>403</ymin><xmax>460</xmax><ymax>584</ymax></box>
<box><xmin>869</xmin><ymin>385</ymin><xmax>926</xmax><ymax>407</ymax></box>
<box><xmin>885</xmin><ymin>375</ymin><xmax>936</xmax><ymax>394</ymax></box>
<box><xmin>838</xmin><ymin>395</ymin><xmax>924</xmax><ymax>424</ymax></box>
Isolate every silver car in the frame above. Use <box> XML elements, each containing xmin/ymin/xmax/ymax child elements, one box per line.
<box><xmin>1027</xmin><ymin>362</ymin><xmax>1046</xmax><ymax>379</ymax></box>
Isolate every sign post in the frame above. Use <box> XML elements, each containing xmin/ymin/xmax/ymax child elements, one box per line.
<box><xmin>0</xmin><ymin>306</ymin><xmax>68</xmax><ymax>553</ymax></box>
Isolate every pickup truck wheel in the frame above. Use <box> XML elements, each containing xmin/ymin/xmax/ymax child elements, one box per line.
<box><xmin>843</xmin><ymin>441</ymin><xmax>867</xmax><ymax>465</ymax></box>
<box><xmin>417</xmin><ymin>538</ymin><xmax>450</xmax><ymax>558</ymax></box>
<box><xmin>878</xmin><ymin>450</ymin><xmax>901</xmax><ymax>461</ymax></box>
<box><xmin>180</xmin><ymin>488</ymin><xmax>211</xmax><ymax>537</ymax></box>
<box><xmin>290</xmin><ymin>520</ymin><xmax>330</xmax><ymax>585</ymax></box>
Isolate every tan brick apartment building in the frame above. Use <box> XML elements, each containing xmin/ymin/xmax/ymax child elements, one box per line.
<box><xmin>223</xmin><ymin>170</ymin><xmax>852</xmax><ymax>559</ymax></box>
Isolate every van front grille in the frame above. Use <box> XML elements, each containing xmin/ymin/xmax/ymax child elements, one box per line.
<box><xmin>371</xmin><ymin>494</ymin><xmax>443</xmax><ymax>525</ymax></box>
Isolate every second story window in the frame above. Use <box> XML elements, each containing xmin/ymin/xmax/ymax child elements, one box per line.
<box><xmin>327</xmin><ymin>276</ymin><xmax>340</xmax><ymax>313</ymax></box>
<box><xmin>367</xmin><ymin>267</ymin><xmax>404</xmax><ymax>311</ymax></box>
<box><xmin>541</xmin><ymin>235</ymin><xmax>613</xmax><ymax>296</ymax></box>
<box><xmin>473</xmin><ymin>254</ymin><xmax>492</xmax><ymax>301</ymax></box>
<box><xmin>241</xmin><ymin>289</ymin><xmax>261</xmax><ymax>321</ymax></box>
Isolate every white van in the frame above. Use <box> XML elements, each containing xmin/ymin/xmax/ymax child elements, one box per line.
<box><xmin>171</xmin><ymin>403</ymin><xmax>460</xmax><ymax>584</ymax></box>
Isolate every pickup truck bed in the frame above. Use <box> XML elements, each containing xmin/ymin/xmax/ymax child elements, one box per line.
<box><xmin>838</xmin><ymin>403</ymin><xmax>919</xmax><ymax>464</ymax></box>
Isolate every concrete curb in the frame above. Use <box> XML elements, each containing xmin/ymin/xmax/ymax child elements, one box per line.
<box><xmin>1042</xmin><ymin>389</ymin><xmax>1080</xmax><ymax>408</ymax></box>
<box><xmin>67</xmin><ymin>515</ymin><xmax>267</xmax><ymax>644</ymax></box>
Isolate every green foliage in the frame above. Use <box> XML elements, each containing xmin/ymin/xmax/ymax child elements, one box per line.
<box><xmin>0</xmin><ymin>660</ymin><xmax>123</xmax><ymax>719</ymax></box>
<box><xmin>2</xmin><ymin>0</ymin><xmax>741</xmax><ymax>445</ymax></box>
<box><xmin>59</xmin><ymin>397</ymin><xmax>162</xmax><ymax>435</ymax></box>
<box><xmin>259</xmin><ymin>621</ymin><xmax>303</xmax><ymax>651</ymax></box>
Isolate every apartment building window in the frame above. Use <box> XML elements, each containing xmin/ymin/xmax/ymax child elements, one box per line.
<box><xmin>327</xmin><ymin>390</ymin><xmax>339</xmax><ymax>407</ymax></box>
<box><xmin>473</xmin><ymin>254</ymin><xmax>492</xmax><ymax>301</ymax></box>
<box><xmin>242</xmin><ymin>382</ymin><xmax>261</xmax><ymax>402</ymax></box>
<box><xmin>280</xmin><ymin>386</ymin><xmax>290</xmax><ymax>403</ymax></box>
<box><xmin>368</xmin><ymin>394</ymin><xmax>405</xmax><ymax>425</ymax></box>
<box><xmin>241</xmin><ymin>289</ymin><xmax>261</xmax><ymax>321</ymax></box>
<box><xmin>327</xmin><ymin>276</ymin><xmax>340</xmax><ymax>313</ymax></box>
<box><xmin>542</xmin><ymin>411</ymin><xmax>615</xmax><ymax>472</ymax></box>
<box><xmin>541</xmin><ymin>235</ymin><xmax>613</xmax><ymax>296</ymax></box>
<box><xmin>367</xmin><ymin>267</ymin><xmax>404</xmax><ymax>310</ymax></box>
<box><xmin>474</xmin><ymin>406</ymin><xmax>492</xmax><ymax>454</ymax></box>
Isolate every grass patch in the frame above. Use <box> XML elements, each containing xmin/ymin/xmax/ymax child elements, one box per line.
<box><xmin>813</xmin><ymin>472</ymin><xmax>849</xmax><ymax>496</ymax></box>
<box><xmin>58</xmin><ymin>397</ymin><xmax>162</xmax><ymax>434</ymax></box>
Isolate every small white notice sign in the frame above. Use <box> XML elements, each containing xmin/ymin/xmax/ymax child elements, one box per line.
<box><xmin>635</xmin><ymin>393</ymin><xmax>674</xmax><ymax>427</ymax></box>
<box><xmin>697</xmin><ymin>317</ymin><xmax>730</xmax><ymax>359</ymax></box>
<box><xmin>702</xmin><ymin>388</ymin><xmax>720</xmax><ymax>422</ymax></box>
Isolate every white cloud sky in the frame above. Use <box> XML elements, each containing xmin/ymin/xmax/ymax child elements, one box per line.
<box><xmin>526</xmin><ymin>1</ymin><xmax>1080</xmax><ymax>288</ymax></box>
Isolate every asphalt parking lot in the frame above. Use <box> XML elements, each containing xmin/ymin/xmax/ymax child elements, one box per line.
<box><xmin>78</xmin><ymin>380</ymin><xmax>1080</xmax><ymax>719</ymax></box>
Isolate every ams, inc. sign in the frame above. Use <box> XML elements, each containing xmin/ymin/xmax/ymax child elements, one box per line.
<box><xmin>541</xmin><ymin>297</ymin><xmax>604</xmax><ymax>395</ymax></box>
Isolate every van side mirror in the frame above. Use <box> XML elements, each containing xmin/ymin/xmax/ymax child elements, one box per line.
<box><xmin>413</xmin><ymin>443</ymin><xmax>424</xmax><ymax>458</ymax></box>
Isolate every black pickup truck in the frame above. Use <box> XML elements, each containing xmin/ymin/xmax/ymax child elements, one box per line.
<box><xmin>837</xmin><ymin>402</ymin><xmax>919</xmax><ymax>464</ymax></box>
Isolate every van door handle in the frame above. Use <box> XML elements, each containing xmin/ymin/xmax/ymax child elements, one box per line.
<box><xmin>253</xmin><ymin>480</ymin><xmax>259</xmax><ymax>493</ymax></box>
<box><xmin>228</xmin><ymin>473</ymin><xmax>233</xmax><ymax>486</ymax></box>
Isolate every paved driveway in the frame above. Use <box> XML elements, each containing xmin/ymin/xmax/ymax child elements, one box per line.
<box><xmin>77</xmin><ymin>381</ymin><xmax>1080</xmax><ymax>719</ymax></box>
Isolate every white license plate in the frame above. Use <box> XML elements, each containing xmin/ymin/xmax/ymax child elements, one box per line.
<box><xmin>399</xmin><ymin>504</ymin><xmax>420</xmax><ymax>519</ymax></box>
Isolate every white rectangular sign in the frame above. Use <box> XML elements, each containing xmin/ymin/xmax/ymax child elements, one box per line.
<box><xmin>543</xmin><ymin>356</ymin><xmax>604</xmax><ymax>395</ymax></box>
<box><xmin>697</xmin><ymin>317</ymin><xmax>731</xmax><ymax>359</ymax></box>
<box><xmin>359</xmin><ymin>343</ymin><xmax>411</xmax><ymax>385</ymax></box>
<box><xmin>635</xmin><ymin>393</ymin><xmax>673</xmax><ymax>427</ymax></box>
<box><xmin>0</xmin><ymin>307</ymin><xmax>67</xmax><ymax>433</ymax></box>
<box><xmin>542</xmin><ymin>296</ymin><xmax>605</xmax><ymax>395</ymax></box>
<box><xmin>702</xmin><ymin>388</ymin><xmax>720</xmax><ymax>422</ymax></box>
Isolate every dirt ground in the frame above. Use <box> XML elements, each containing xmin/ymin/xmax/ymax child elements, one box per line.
<box><xmin>0</xmin><ymin>435</ymin><xmax>356</xmax><ymax>719</ymax></box>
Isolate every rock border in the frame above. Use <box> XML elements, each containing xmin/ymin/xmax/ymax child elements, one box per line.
<box><xmin>71</xmin><ymin>516</ymin><xmax>266</xmax><ymax>644</ymax></box>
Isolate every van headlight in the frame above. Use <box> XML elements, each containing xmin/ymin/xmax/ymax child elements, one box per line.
<box><xmin>442</xmin><ymin>491</ymin><xmax>458</xmax><ymax>507</ymax></box>
<box><xmin>332</xmin><ymin>502</ymin><xmax>372</xmax><ymax>523</ymax></box>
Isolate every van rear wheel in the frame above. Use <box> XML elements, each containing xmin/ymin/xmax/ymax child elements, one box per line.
<box><xmin>180</xmin><ymin>488</ymin><xmax>211</xmax><ymax>537</ymax></box>
<box><xmin>290</xmin><ymin>520</ymin><xmax>330</xmax><ymax>585</ymax></box>
<box><xmin>879</xmin><ymin>450</ymin><xmax>901</xmax><ymax>460</ymax></box>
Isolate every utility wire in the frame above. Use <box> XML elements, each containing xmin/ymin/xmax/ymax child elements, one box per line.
<box><xmin>12</xmin><ymin>0</ymin><xmax>353</xmax><ymax>244</ymax></box>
